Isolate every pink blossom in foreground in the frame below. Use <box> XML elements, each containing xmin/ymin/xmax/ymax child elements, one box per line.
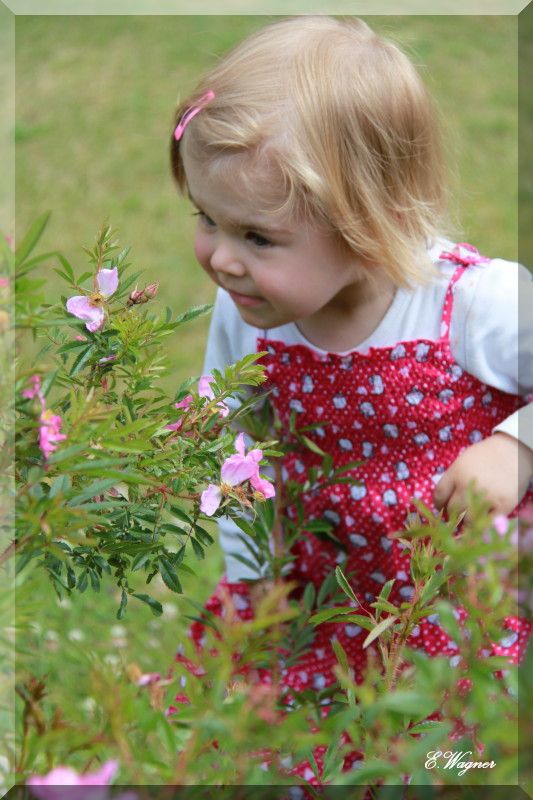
<box><xmin>198</xmin><ymin>374</ymin><xmax>229</xmax><ymax>417</ymax></box>
<box><xmin>0</xmin><ymin>277</ymin><xmax>9</xmax><ymax>288</ymax></box>
<box><xmin>66</xmin><ymin>267</ymin><xmax>119</xmax><ymax>333</ymax></box>
<box><xmin>39</xmin><ymin>409</ymin><xmax>67</xmax><ymax>459</ymax></box>
<box><xmin>493</xmin><ymin>515</ymin><xmax>510</xmax><ymax>536</ymax></box>
<box><xmin>200</xmin><ymin>432</ymin><xmax>275</xmax><ymax>516</ymax></box>
<box><xmin>27</xmin><ymin>759</ymin><xmax>118</xmax><ymax>788</ymax></box>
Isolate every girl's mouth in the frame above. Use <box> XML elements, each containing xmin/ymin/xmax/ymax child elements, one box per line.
<box><xmin>227</xmin><ymin>290</ymin><xmax>265</xmax><ymax>308</ymax></box>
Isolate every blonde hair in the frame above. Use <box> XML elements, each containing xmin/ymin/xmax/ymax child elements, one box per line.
<box><xmin>170</xmin><ymin>16</ymin><xmax>449</xmax><ymax>288</ymax></box>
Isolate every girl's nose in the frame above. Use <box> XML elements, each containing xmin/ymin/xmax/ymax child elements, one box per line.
<box><xmin>210</xmin><ymin>241</ymin><xmax>246</xmax><ymax>278</ymax></box>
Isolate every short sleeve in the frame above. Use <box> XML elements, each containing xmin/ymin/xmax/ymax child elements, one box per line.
<box><xmin>450</xmin><ymin>258</ymin><xmax>533</xmax><ymax>396</ymax></box>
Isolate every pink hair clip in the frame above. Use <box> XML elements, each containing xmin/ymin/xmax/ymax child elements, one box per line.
<box><xmin>174</xmin><ymin>90</ymin><xmax>215</xmax><ymax>141</ymax></box>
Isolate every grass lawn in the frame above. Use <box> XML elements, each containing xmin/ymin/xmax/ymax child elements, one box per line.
<box><xmin>13</xmin><ymin>13</ymin><xmax>519</xmax><ymax>769</ymax></box>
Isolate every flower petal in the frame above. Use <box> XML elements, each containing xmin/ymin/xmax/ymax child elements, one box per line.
<box><xmin>39</xmin><ymin>410</ymin><xmax>67</xmax><ymax>459</ymax></box>
<box><xmin>66</xmin><ymin>296</ymin><xmax>105</xmax><ymax>332</ymax></box>
<box><xmin>200</xmin><ymin>484</ymin><xmax>222</xmax><ymax>516</ymax></box>
<box><xmin>27</xmin><ymin>767</ymin><xmax>82</xmax><ymax>786</ymax></box>
<box><xmin>198</xmin><ymin>374</ymin><xmax>215</xmax><ymax>399</ymax></box>
<box><xmin>165</xmin><ymin>420</ymin><xmax>183</xmax><ymax>431</ymax></box>
<box><xmin>221</xmin><ymin>454</ymin><xmax>257</xmax><ymax>486</ymax></box>
<box><xmin>79</xmin><ymin>759</ymin><xmax>118</xmax><ymax>786</ymax></box>
<box><xmin>250</xmin><ymin>472</ymin><xmax>276</xmax><ymax>499</ymax></box>
<box><xmin>234</xmin><ymin>432</ymin><xmax>246</xmax><ymax>457</ymax></box>
<box><xmin>216</xmin><ymin>400</ymin><xmax>230</xmax><ymax>418</ymax></box>
<box><xmin>493</xmin><ymin>515</ymin><xmax>509</xmax><ymax>536</ymax></box>
<box><xmin>96</xmin><ymin>267</ymin><xmax>119</xmax><ymax>297</ymax></box>
<box><xmin>175</xmin><ymin>394</ymin><xmax>194</xmax><ymax>410</ymax></box>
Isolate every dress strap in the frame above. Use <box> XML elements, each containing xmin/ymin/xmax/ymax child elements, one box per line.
<box><xmin>437</xmin><ymin>243</ymin><xmax>491</xmax><ymax>343</ymax></box>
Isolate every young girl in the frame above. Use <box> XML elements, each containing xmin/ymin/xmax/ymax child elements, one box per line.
<box><xmin>169</xmin><ymin>13</ymin><xmax>532</xmax><ymax>739</ymax></box>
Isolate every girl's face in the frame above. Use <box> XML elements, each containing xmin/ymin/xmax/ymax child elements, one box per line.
<box><xmin>182</xmin><ymin>151</ymin><xmax>371</xmax><ymax>332</ymax></box>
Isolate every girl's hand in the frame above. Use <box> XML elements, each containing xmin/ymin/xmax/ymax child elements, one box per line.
<box><xmin>433</xmin><ymin>432</ymin><xmax>533</xmax><ymax>517</ymax></box>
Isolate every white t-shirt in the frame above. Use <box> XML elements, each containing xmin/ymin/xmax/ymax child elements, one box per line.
<box><xmin>203</xmin><ymin>241</ymin><xmax>533</xmax><ymax>581</ymax></box>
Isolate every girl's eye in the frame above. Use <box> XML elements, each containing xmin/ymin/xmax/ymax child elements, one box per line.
<box><xmin>245</xmin><ymin>231</ymin><xmax>272</xmax><ymax>248</ymax></box>
<box><xmin>193</xmin><ymin>211</ymin><xmax>216</xmax><ymax>229</ymax></box>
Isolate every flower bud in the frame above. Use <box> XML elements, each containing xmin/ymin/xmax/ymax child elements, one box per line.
<box><xmin>144</xmin><ymin>282</ymin><xmax>159</xmax><ymax>299</ymax></box>
<box><xmin>127</xmin><ymin>286</ymin><xmax>145</xmax><ymax>306</ymax></box>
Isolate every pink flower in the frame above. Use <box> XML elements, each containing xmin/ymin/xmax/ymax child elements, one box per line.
<box><xmin>66</xmin><ymin>268</ymin><xmax>119</xmax><ymax>333</ymax></box>
<box><xmin>198</xmin><ymin>374</ymin><xmax>229</xmax><ymax>417</ymax></box>
<box><xmin>22</xmin><ymin>374</ymin><xmax>44</xmax><ymax>403</ymax></box>
<box><xmin>136</xmin><ymin>671</ymin><xmax>161</xmax><ymax>687</ymax></box>
<box><xmin>165</xmin><ymin>394</ymin><xmax>194</xmax><ymax>432</ymax></box>
<box><xmin>200</xmin><ymin>433</ymin><xmax>275</xmax><ymax>516</ymax></box>
<box><xmin>493</xmin><ymin>515</ymin><xmax>509</xmax><ymax>536</ymax></box>
<box><xmin>175</xmin><ymin>394</ymin><xmax>194</xmax><ymax>410</ymax></box>
<box><xmin>200</xmin><ymin>483</ymin><xmax>223</xmax><ymax>515</ymax></box>
<box><xmin>439</xmin><ymin>243</ymin><xmax>491</xmax><ymax>267</ymax></box>
<box><xmin>39</xmin><ymin>409</ymin><xmax>67</xmax><ymax>459</ymax></box>
<box><xmin>0</xmin><ymin>277</ymin><xmax>9</xmax><ymax>288</ymax></box>
<box><xmin>27</xmin><ymin>759</ymin><xmax>118</xmax><ymax>788</ymax></box>
<box><xmin>221</xmin><ymin>432</ymin><xmax>263</xmax><ymax>485</ymax></box>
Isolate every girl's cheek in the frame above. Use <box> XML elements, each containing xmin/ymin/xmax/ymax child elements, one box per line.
<box><xmin>193</xmin><ymin>234</ymin><xmax>212</xmax><ymax>272</ymax></box>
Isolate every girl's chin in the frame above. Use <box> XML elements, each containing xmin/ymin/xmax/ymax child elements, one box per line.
<box><xmin>236</xmin><ymin>302</ymin><xmax>289</xmax><ymax>328</ymax></box>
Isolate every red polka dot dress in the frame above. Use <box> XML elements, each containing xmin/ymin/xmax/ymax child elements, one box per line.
<box><xmin>181</xmin><ymin>246</ymin><xmax>531</xmax><ymax>731</ymax></box>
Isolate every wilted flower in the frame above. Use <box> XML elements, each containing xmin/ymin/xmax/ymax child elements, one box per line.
<box><xmin>200</xmin><ymin>432</ymin><xmax>275</xmax><ymax>516</ymax></box>
<box><xmin>66</xmin><ymin>267</ymin><xmax>118</xmax><ymax>332</ymax></box>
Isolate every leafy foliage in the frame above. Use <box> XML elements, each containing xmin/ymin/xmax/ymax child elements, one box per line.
<box><xmin>6</xmin><ymin>219</ymin><xmax>532</xmax><ymax>790</ymax></box>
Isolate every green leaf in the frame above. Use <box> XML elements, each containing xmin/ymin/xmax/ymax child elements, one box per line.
<box><xmin>69</xmin><ymin>344</ymin><xmax>97</xmax><ymax>376</ymax></box>
<box><xmin>363</xmin><ymin>614</ymin><xmax>398</xmax><ymax>648</ymax></box>
<box><xmin>158</xmin><ymin>556</ymin><xmax>183</xmax><ymax>594</ymax></box>
<box><xmin>233</xmin><ymin>515</ymin><xmax>256</xmax><ymax>540</ymax></box>
<box><xmin>299</xmin><ymin>434</ymin><xmax>326</xmax><ymax>456</ymax></box>
<box><xmin>310</xmin><ymin>606</ymin><xmax>356</xmax><ymax>626</ymax></box>
<box><xmin>169</xmin><ymin>505</ymin><xmax>193</xmax><ymax>525</ymax></box>
<box><xmin>303</xmin><ymin>582</ymin><xmax>316</xmax><ymax>612</ymax></box>
<box><xmin>194</xmin><ymin>525</ymin><xmax>214</xmax><ymax>546</ymax></box>
<box><xmin>46</xmin><ymin>444</ymin><xmax>87</xmax><ymax>465</ymax></box>
<box><xmin>331</xmin><ymin>637</ymin><xmax>349</xmax><ymax>672</ymax></box>
<box><xmin>131</xmin><ymin>552</ymin><xmax>152</xmax><ymax>572</ymax></box>
<box><xmin>190</xmin><ymin>538</ymin><xmax>205</xmax><ymax>560</ymax></box>
<box><xmin>132</xmin><ymin>592</ymin><xmax>163</xmax><ymax>616</ymax></box>
<box><xmin>15</xmin><ymin>212</ymin><xmax>51</xmax><ymax>268</ymax></box>
<box><xmin>77</xmin><ymin>570</ymin><xmax>88</xmax><ymax>593</ymax></box>
<box><xmin>66</xmin><ymin>478</ymin><xmax>117</xmax><ymax>506</ymax></box>
<box><xmin>379</xmin><ymin>690</ymin><xmax>437</xmax><ymax>718</ymax></box>
<box><xmin>117</xmin><ymin>589</ymin><xmax>128</xmax><ymax>620</ymax></box>
<box><xmin>335</xmin><ymin>566</ymin><xmax>359</xmax><ymax>605</ymax></box>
